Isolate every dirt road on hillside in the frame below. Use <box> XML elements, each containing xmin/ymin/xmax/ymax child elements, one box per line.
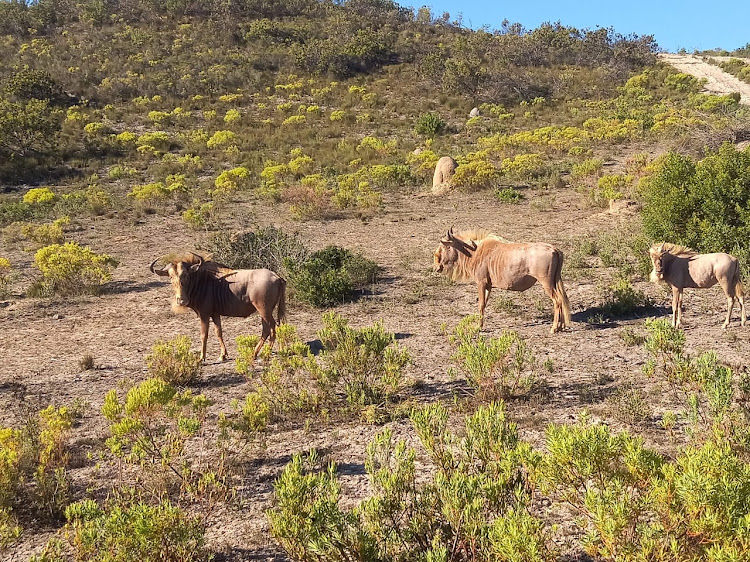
<box><xmin>659</xmin><ymin>53</ymin><xmax>750</xmax><ymax>104</ymax></box>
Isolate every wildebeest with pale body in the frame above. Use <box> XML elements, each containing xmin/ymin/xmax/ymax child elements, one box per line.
<box><xmin>649</xmin><ymin>243</ymin><xmax>745</xmax><ymax>328</ymax></box>
<box><xmin>150</xmin><ymin>253</ymin><xmax>286</xmax><ymax>362</ymax></box>
<box><xmin>433</xmin><ymin>229</ymin><xmax>571</xmax><ymax>332</ymax></box>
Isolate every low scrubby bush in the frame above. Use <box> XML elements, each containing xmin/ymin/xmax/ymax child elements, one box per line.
<box><xmin>102</xmin><ymin>378</ymin><xmax>210</xmax><ymax>493</ymax></box>
<box><xmin>32</xmin><ymin>496</ymin><xmax>208</xmax><ymax>562</ymax></box>
<box><xmin>269</xmin><ymin>402</ymin><xmax>553</xmax><ymax>561</ymax></box>
<box><xmin>0</xmin><ymin>405</ymin><xmax>74</xmax><ymax>547</ymax></box>
<box><xmin>449</xmin><ymin>315</ymin><xmax>542</xmax><ymax>400</ymax></box>
<box><xmin>0</xmin><ymin>257</ymin><xmax>11</xmax><ymax>297</ymax></box>
<box><xmin>285</xmin><ymin>246</ymin><xmax>379</xmax><ymax>307</ymax></box>
<box><xmin>146</xmin><ymin>335</ymin><xmax>201</xmax><ymax>385</ymax></box>
<box><xmin>207</xmin><ymin>226</ymin><xmax>309</xmax><ymax>273</ymax></box>
<box><xmin>413</xmin><ymin>111</ymin><xmax>446</xmax><ymax>138</ymax></box>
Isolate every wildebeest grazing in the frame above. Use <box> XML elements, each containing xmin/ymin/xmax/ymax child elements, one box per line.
<box><xmin>433</xmin><ymin>228</ymin><xmax>571</xmax><ymax>333</ymax></box>
<box><xmin>649</xmin><ymin>243</ymin><xmax>745</xmax><ymax>328</ymax></box>
<box><xmin>150</xmin><ymin>253</ymin><xmax>286</xmax><ymax>362</ymax></box>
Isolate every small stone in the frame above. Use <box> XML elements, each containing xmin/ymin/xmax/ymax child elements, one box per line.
<box><xmin>52</xmin><ymin>313</ymin><xmax>63</xmax><ymax>320</ymax></box>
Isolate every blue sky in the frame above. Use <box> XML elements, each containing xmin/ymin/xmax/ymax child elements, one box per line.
<box><xmin>405</xmin><ymin>1</ymin><xmax>750</xmax><ymax>53</ymax></box>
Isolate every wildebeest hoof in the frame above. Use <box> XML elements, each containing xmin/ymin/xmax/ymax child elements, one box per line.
<box><xmin>219</xmin><ymin>355</ymin><xmax>229</xmax><ymax>362</ymax></box>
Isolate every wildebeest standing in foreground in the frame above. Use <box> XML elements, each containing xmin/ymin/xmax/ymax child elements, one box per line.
<box><xmin>433</xmin><ymin>228</ymin><xmax>571</xmax><ymax>333</ymax></box>
<box><xmin>150</xmin><ymin>253</ymin><xmax>286</xmax><ymax>362</ymax></box>
<box><xmin>649</xmin><ymin>243</ymin><xmax>745</xmax><ymax>328</ymax></box>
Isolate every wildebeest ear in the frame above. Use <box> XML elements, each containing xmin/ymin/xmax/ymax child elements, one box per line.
<box><xmin>440</xmin><ymin>239</ymin><xmax>452</xmax><ymax>246</ymax></box>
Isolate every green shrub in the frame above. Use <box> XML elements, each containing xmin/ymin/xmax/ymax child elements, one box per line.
<box><xmin>146</xmin><ymin>335</ymin><xmax>201</xmax><ymax>385</ymax></box>
<box><xmin>594</xmin><ymin>174</ymin><xmax>633</xmax><ymax>205</ymax></box>
<box><xmin>182</xmin><ymin>202</ymin><xmax>218</xmax><ymax>231</ymax></box>
<box><xmin>570</xmin><ymin>157</ymin><xmax>604</xmax><ymax>179</ymax></box>
<box><xmin>32</xmin><ymin>242</ymin><xmax>118</xmax><ymax>296</ymax></box>
<box><xmin>32</xmin><ymin>497</ymin><xmax>207</xmax><ymax>562</ymax></box>
<box><xmin>102</xmin><ymin>378</ymin><xmax>209</xmax><ymax>492</ymax></box>
<box><xmin>449</xmin><ymin>315</ymin><xmax>541</xmax><ymax>400</ymax></box>
<box><xmin>0</xmin><ymin>405</ymin><xmax>74</xmax><ymax>547</ymax></box>
<box><xmin>285</xmin><ymin>246</ymin><xmax>379</xmax><ymax>307</ymax></box>
<box><xmin>537</xmin><ymin>419</ymin><xmax>750</xmax><ymax>561</ymax></box>
<box><xmin>601</xmin><ymin>277</ymin><xmax>650</xmax><ymax>317</ymax></box>
<box><xmin>535</xmin><ymin>421</ymin><xmax>663</xmax><ymax>560</ymax></box>
<box><xmin>317</xmin><ymin>312</ymin><xmax>410</xmax><ymax>409</ymax></box>
<box><xmin>495</xmin><ymin>187</ymin><xmax>524</xmax><ymax>203</ymax></box>
<box><xmin>414</xmin><ymin>112</ymin><xmax>446</xmax><ymax>138</ymax></box>
<box><xmin>269</xmin><ymin>402</ymin><xmax>553</xmax><ymax>561</ymax></box>
<box><xmin>268</xmin><ymin>451</ymin><xmax>377</xmax><ymax>562</ymax></box>
<box><xmin>641</xmin><ymin>144</ymin><xmax>750</xmax><ymax>276</ymax></box>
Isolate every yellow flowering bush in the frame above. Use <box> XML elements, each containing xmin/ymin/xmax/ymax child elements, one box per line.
<box><xmin>33</xmin><ymin>242</ymin><xmax>118</xmax><ymax>296</ymax></box>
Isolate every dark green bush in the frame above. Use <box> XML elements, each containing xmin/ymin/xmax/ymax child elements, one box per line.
<box><xmin>3</xmin><ymin>66</ymin><xmax>65</xmax><ymax>104</ymax></box>
<box><xmin>641</xmin><ymin>143</ymin><xmax>750</xmax><ymax>275</ymax></box>
<box><xmin>284</xmin><ymin>246</ymin><xmax>379</xmax><ymax>307</ymax></box>
<box><xmin>414</xmin><ymin>111</ymin><xmax>446</xmax><ymax>138</ymax></box>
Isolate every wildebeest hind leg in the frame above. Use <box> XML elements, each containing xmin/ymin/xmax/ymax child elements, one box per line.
<box><xmin>213</xmin><ymin>314</ymin><xmax>228</xmax><ymax>361</ymax></box>
<box><xmin>724</xmin><ymin>296</ymin><xmax>735</xmax><ymax>329</ymax></box>
<box><xmin>252</xmin><ymin>317</ymin><xmax>275</xmax><ymax>360</ymax></box>
<box><xmin>541</xmin><ymin>284</ymin><xmax>559</xmax><ymax>333</ymax></box>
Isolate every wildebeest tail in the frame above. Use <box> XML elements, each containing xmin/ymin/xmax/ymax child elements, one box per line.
<box><xmin>734</xmin><ymin>263</ymin><xmax>744</xmax><ymax>299</ymax></box>
<box><xmin>554</xmin><ymin>249</ymin><xmax>572</xmax><ymax>328</ymax></box>
<box><xmin>277</xmin><ymin>277</ymin><xmax>287</xmax><ymax>324</ymax></box>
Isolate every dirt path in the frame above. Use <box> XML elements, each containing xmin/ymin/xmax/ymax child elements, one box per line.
<box><xmin>659</xmin><ymin>53</ymin><xmax>750</xmax><ymax>104</ymax></box>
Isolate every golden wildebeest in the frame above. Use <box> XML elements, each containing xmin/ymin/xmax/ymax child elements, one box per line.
<box><xmin>433</xmin><ymin>228</ymin><xmax>571</xmax><ymax>332</ymax></box>
<box><xmin>649</xmin><ymin>243</ymin><xmax>746</xmax><ymax>328</ymax></box>
<box><xmin>150</xmin><ymin>253</ymin><xmax>286</xmax><ymax>362</ymax></box>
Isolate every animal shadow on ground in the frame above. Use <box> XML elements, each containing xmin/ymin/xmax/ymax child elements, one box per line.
<box><xmin>193</xmin><ymin>372</ymin><xmax>246</xmax><ymax>389</ymax></box>
<box><xmin>571</xmin><ymin>304</ymin><xmax>671</xmax><ymax>329</ymax></box>
<box><xmin>103</xmin><ymin>279</ymin><xmax>163</xmax><ymax>295</ymax></box>
<box><xmin>211</xmin><ymin>546</ymin><xmax>286</xmax><ymax>562</ymax></box>
<box><xmin>412</xmin><ymin>378</ymin><xmax>471</xmax><ymax>402</ymax></box>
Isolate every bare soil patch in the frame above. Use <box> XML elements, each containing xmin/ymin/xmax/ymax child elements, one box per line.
<box><xmin>659</xmin><ymin>53</ymin><xmax>750</xmax><ymax>104</ymax></box>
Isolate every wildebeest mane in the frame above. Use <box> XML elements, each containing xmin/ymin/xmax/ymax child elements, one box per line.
<box><xmin>171</xmin><ymin>253</ymin><xmax>234</xmax><ymax>277</ymax></box>
<box><xmin>652</xmin><ymin>243</ymin><xmax>698</xmax><ymax>257</ymax></box>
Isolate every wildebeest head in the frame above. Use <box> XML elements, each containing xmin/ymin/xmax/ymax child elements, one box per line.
<box><xmin>649</xmin><ymin>243</ymin><xmax>666</xmax><ymax>282</ymax></box>
<box><xmin>433</xmin><ymin>227</ymin><xmax>477</xmax><ymax>274</ymax></box>
<box><xmin>150</xmin><ymin>253</ymin><xmax>204</xmax><ymax>307</ymax></box>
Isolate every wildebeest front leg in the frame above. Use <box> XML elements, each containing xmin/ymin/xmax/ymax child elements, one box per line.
<box><xmin>199</xmin><ymin>316</ymin><xmax>210</xmax><ymax>362</ymax></box>
<box><xmin>213</xmin><ymin>314</ymin><xmax>228</xmax><ymax>361</ymax></box>
<box><xmin>672</xmin><ymin>287</ymin><xmax>682</xmax><ymax>328</ymax></box>
<box><xmin>477</xmin><ymin>281</ymin><xmax>491</xmax><ymax>329</ymax></box>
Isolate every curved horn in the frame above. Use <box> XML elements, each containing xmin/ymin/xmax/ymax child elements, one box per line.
<box><xmin>149</xmin><ymin>258</ymin><xmax>170</xmax><ymax>277</ymax></box>
<box><xmin>218</xmin><ymin>270</ymin><xmax>238</xmax><ymax>280</ymax></box>
<box><xmin>189</xmin><ymin>252</ymin><xmax>204</xmax><ymax>266</ymax></box>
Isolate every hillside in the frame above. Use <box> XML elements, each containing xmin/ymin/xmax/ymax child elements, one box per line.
<box><xmin>3</xmin><ymin>2</ymin><xmax>750</xmax><ymax>561</ymax></box>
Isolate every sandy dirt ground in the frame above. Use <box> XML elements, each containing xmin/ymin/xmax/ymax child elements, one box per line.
<box><xmin>4</xmin><ymin>184</ymin><xmax>750</xmax><ymax>561</ymax></box>
<box><xmin>659</xmin><ymin>53</ymin><xmax>750</xmax><ymax>104</ymax></box>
